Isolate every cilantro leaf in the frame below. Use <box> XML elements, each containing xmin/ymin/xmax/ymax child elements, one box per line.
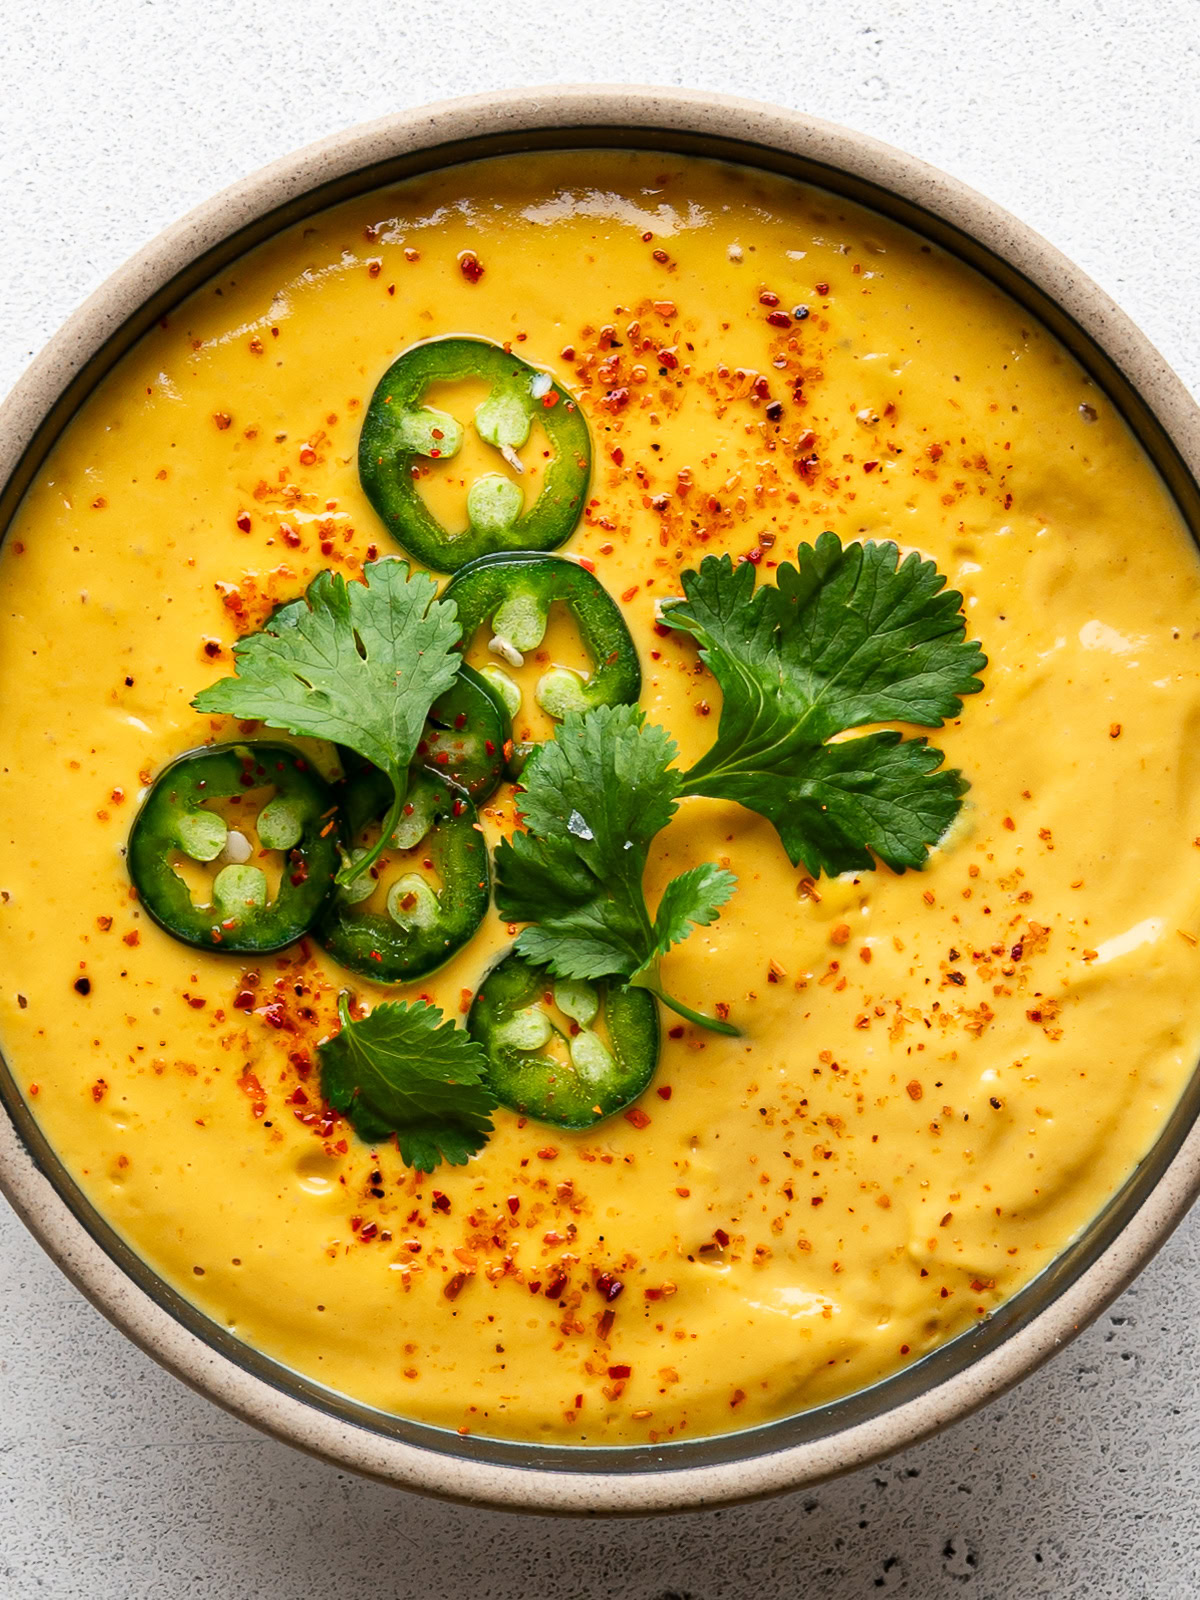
<box><xmin>319</xmin><ymin>994</ymin><xmax>496</xmax><ymax>1171</ymax></box>
<box><xmin>193</xmin><ymin>558</ymin><xmax>462</xmax><ymax>886</ymax></box>
<box><xmin>651</xmin><ymin>862</ymin><xmax>738</xmax><ymax>953</ymax></box>
<box><xmin>494</xmin><ymin>705</ymin><xmax>738</xmax><ymax>1034</ymax></box>
<box><xmin>663</xmin><ymin>536</ymin><xmax>985</xmax><ymax>876</ymax></box>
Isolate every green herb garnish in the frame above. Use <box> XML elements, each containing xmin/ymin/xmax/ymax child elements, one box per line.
<box><xmin>664</xmin><ymin>536</ymin><xmax>986</xmax><ymax>876</ymax></box>
<box><xmin>319</xmin><ymin>994</ymin><xmax>496</xmax><ymax>1172</ymax></box>
<box><xmin>192</xmin><ymin>558</ymin><xmax>462</xmax><ymax>887</ymax></box>
<box><xmin>494</xmin><ymin>705</ymin><xmax>738</xmax><ymax>1035</ymax></box>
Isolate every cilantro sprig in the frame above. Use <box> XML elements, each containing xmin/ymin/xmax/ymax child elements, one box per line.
<box><xmin>319</xmin><ymin>993</ymin><xmax>496</xmax><ymax>1171</ymax></box>
<box><xmin>192</xmin><ymin>558</ymin><xmax>462</xmax><ymax>887</ymax></box>
<box><xmin>664</xmin><ymin>536</ymin><xmax>986</xmax><ymax>876</ymax></box>
<box><xmin>494</xmin><ymin>705</ymin><xmax>738</xmax><ymax>1035</ymax></box>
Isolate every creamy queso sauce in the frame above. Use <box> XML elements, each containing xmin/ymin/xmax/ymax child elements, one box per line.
<box><xmin>2</xmin><ymin>151</ymin><xmax>1199</xmax><ymax>1446</ymax></box>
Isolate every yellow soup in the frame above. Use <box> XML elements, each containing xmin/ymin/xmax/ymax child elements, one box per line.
<box><xmin>2</xmin><ymin>151</ymin><xmax>1199</xmax><ymax>1446</ymax></box>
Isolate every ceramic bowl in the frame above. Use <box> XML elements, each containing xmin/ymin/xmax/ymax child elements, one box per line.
<box><xmin>1</xmin><ymin>87</ymin><xmax>1198</xmax><ymax>1515</ymax></box>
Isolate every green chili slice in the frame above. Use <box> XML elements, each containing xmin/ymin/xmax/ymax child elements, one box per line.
<box><xmin>127</xmin><ymin>743</ymin><xmax>338</xmax><ymax>954</ymax></box>
<box><xmin>441</xmin><ymin>553</ymin><xmax>641</xmax><ymax>731</ymax></box>
<box><xmin>359</xmin><ymin>337</ymin><xmax>591</xmax><ymax>572</ymax></box>
<box><xmin>418</xmin><ymin>663</ymin><xmax>511</xmax><ymax>804</ymax></box>
<box><xmin>316</xmin><ymin>765</ymin><xmax>489</xmax><ymax>984</ymax></box>
<box><xmin>468</xmin><ymin>951</ymin><xmax>660</xmax><ymax>1129</ymax></box>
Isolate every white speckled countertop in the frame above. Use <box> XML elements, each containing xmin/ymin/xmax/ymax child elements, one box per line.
<box><xmin>2</xmin><ymin>1</ymin><xmax>1198</xmax><ymax>1593</ymax></box>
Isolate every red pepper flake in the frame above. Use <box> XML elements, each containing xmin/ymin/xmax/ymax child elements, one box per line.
<box><xmin>91</xmin><ymin>1079</ymin><xmax>107</xmax><ymax>1102</ymax></box>
<box><xmin>233</xmin><ymin>989</ymin><xmax>255</xmax><ymax>1011</ymax></box>
<box><xmin>815</xmin><ymin>281</ymin><xmax>830</xmax><ymax>296</ymax></box>
<box><xmin>506</xmin><ymin>1195</ymin><xmax>520</xmax><ymax>1215</ymax></box>
<box><xmin>537</xmin><ymin>1146</ymin><xmax>558</xmax><ymax>1161</ymax></box>
<box><xmin>758</xmin><ymin>290</ymin><xmax>780</xmax><ymax>306</ymax></box>
<box><xmin>906</xmin><ymin>1079</ymin><xmax>924</xmax><ymax>1101</ymax></box>
<box><xmin>213</xmin><ymin>412</ymin><xmax>232</xmax><ymax>431</ymax></box>
<box><xmin>458</xmin><ymin>250</ymin><xmax>484</xmax><ymax>284</ymax></box>
<box><xmin>596</xmin><ymin>1272</ymin><xmax>624</xmax><ymax>1303</ymax></box>
<box><xmin>714</xmin><ymin>1227</ymin><xmax>730</xmax><ymax>1247</ymax></box>
<box><xmin>863</xmin><ymin>461</ymin><xmax>879</xmax><ymax>474</ymax></box>
<box><xmin>577</xmin><ymin>557</ymin><xmax>596</xmax><ymax>574</ymax></box>
<box><xmin>624</xmin><ymin>1107</ymin><xmax>651</xmax><ymax>1129</ymax></box>
<box><xmin>657</xmin><ymin>348</ymin><xmax>678</xmax><ymax>369</ymax></box>
<box><xmin>546</xmin><ymin>1271</ymin><xmax>568</xmax><ymax>1300</ymax></box>
<box><xmin>607</xmin><ymin>1364</ymin><xmax>632</xmax><ymax>1380</ymax></box>
<box><xmin>235</xmin><ymin>511</ymin><xmax>252</xmax><ymax>533</ymax></box>
<box><xmin>444</xmin><ymin>1272</ymin><xmax>468</xmax><ymax>1301</ymax></box>
<box><xmin>656</xmin><ymin>1085</ymin><xmax>672</xmax><ymax>1100</ymax></box>
<box><xmin>431</xmin><ymin>1191</ymin><xmax>451</xmax><ymax>1213</ymax></box>
<box><xmin>667</xmin><ymin>1024</ymin><xmax>685</xmax><ymax>1040</ymax></box>
<box><xmin>542</xmin><ymin>390</ymin><xmax>560</xmax><ymax>408</ymax></box>
<box><xmin>621</xmin><ymin>585</ymin><xmax>640</xmax><ymax>603</ymax></box>
<box><xmin>73</xmin><ymin>977</ymin><xmax>91</xmax><ymax>996</ymax></box>
<box><xmin>598</xmin><ymin>1309</ymin><xmax>616</xmax><ymax>1339</ymax></box>
<box><xmin>766</xmin><ymin>310</ymin><xmax>791</xmax><ymax>329</ymax></box>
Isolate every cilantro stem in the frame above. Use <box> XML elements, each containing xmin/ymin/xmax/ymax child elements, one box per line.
<box><xmin>334</xmin><ymin>773</ymin><xmax>406</xmax><ymax>889</ymax></box>
<box><xmin>631</xmin><ymin>966</ymin><xmax>741</xmax><ymax>1037</ymax></box>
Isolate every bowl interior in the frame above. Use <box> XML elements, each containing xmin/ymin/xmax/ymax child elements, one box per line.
<box><xmin>2</xmin><ymin>112</ymin><xmax>1198</xmax><ymax>1491</ymax></box>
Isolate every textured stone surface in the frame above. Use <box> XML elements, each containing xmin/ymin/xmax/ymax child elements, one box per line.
<box><xmin>1</xmin><ymin>0</ymin><xmax>1198</xmax><ymax>1593</ymax></box>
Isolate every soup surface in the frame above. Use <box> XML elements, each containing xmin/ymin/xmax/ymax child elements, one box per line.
<box><xmin>2</xmin><ymin>151</ymin><xmax>1199</xmax><ymax>1446</ymax></box>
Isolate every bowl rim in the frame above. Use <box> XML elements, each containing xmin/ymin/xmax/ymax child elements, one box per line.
<box><xmin>1</xmin><ymin>83</ymin><xmax>1198</xmax><ymax>1515</ymax></box>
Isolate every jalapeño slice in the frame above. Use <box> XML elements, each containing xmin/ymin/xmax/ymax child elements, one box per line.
<box><xmin>442</xmin><ymin>553</ymin><xmax>641</xmax><ymax>732</ymax></box>
<box><xmin>316</xmin><ymin>764</ymin><xmax>489</xmax><ymax>983</ymax></box>
<box><xmin>127</xmin><ymin>743</ymin><xmax>338</xmax><ymax>954</ymax></box>
<box><xmin>468</xmin><ymin>952</ymin><xmax>660</xmax><ymax>1130</ymax></box>
<box><xmin>359</xmin><ymin>337</ymin><xmax>591</xmax><ymax>572</ymax></box>
<box><xmin>418</xmin><ymin>663</ymin><xmax>511</xmax><ymax>803</ymax></box>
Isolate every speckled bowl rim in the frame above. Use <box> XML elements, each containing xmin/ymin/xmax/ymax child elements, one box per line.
<box><xmin>1</xmin><ymin>86</ymin><xmax>1198</xmax><ymax>1517</ymax></box>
